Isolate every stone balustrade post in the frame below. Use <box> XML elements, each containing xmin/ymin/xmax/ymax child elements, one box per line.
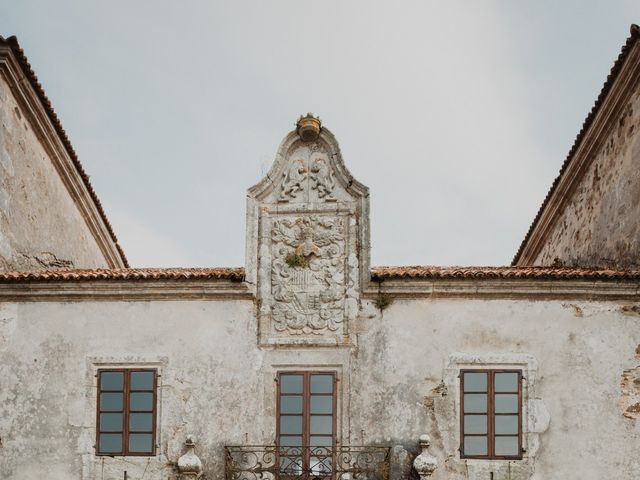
<box><xmin>413</xmin><ymin>434</ymin><xmax>437</xmax><ymax>479</ymax></box>
<box><xmin>177</xmin><ymin>435</ymin><xmax>203</xmax><ymax>479</ymax></box>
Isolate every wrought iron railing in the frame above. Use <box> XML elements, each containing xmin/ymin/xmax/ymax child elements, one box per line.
<box><xmin>224</xmin><ymin>445</ymin><xmax>391</xmax><ymax>480</ymax></box>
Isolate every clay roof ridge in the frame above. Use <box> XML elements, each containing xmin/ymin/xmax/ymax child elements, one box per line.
<box><xmin>0</xmin><ymin>35</ymin><xmax>129</xmax><ymax>267</ymax></box>
<box><xmin>512</xmin><ymin>24</ymin><xmax>640</xmax><ymax>266</ymax></box>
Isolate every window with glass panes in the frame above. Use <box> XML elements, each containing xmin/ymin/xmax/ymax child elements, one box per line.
<box><xmin>460</xmin><ymin>370</ymin><xmax>522</xmax><ymax>459</ymax></box>
<box><xmin>96</xmin><ymin>369</ymin><xmax>157</xmax><ymax>456</ymax></box>
<box><xmin>277</xmin><ymin>372</ymin><xmax>336</xmax><ymax>477</ymax></box>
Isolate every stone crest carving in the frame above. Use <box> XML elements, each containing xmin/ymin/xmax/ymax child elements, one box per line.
<box><xmin>279</xmin><ymin>159</ymin><xmax>307</xmax><ymax>201</ymax></box>
<box><xmin>271</xmin><ymin>216</ymin><xmax>345</xmax><ymax>334</ymax></box>
<box><xmin>310</xmin><ymin>157</ymin><xmax>335</xmax><ymax>200</ymax></box>
<box><xmin>246</xmin><ymin>115</ymin><xmax>370</xmax><ymax>346</ymax></box>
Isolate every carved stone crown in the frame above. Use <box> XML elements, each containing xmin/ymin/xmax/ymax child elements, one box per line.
<box><xmin>296</xmin><ymin>113</ymin><xmax>322</xmax><ymax>142</ymax></box>
<box><xmin>246</xmin><ymin>116</ymin><xmax>370</xmax><ymax>346</ymax></box>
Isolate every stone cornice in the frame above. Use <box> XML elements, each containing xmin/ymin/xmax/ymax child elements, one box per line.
<box><xmin>0</xmin><ymin>41</ymin><xmax>127</xmax><ymax>268</ymax></box>
<box><xmin>0</xmin><ymin>277</ymin><xmax>637</xmax><ymax>301</ymax></box>
<box><xmin>514</xmin><ymin>26</ymin><xmax>640</xmax><ymax>266</ymax></box>
<box><xmin>0</xmin><ymin>279</ymin><xmax>252</xmax><ymax>301</ymax></box>
<box><xmin>364</xmin><ymin>279</ymin><xmax>640</xmax><ymax>300</ymax></box>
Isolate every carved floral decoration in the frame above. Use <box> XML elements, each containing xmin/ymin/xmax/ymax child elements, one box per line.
<box><xmin>270</xmin><ymin>216</ymin><xmax>345</xmax><ymax>334</ymax></box>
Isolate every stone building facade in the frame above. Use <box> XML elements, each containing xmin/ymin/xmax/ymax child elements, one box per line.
<box><xmin>1</xmin><ymin>27</ymin><xmax>640</xmax><ymax>480</ymax></box>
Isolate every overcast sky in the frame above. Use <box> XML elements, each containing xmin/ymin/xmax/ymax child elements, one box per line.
<box><xmin>1</xmin><ymin>1</ymin><xmax>638</xmax><ymax>267</ymax></box>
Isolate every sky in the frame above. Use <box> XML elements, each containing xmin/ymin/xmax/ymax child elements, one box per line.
<box><xmin>1</xmin><ymin>1</ymin><xmax>638</xmax><ymax>267</ymax></box>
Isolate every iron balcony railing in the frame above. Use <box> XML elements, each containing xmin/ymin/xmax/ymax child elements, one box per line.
<box><xmin>224</xmin><ymin>445</ymin><xmax>391</xmax><ymax>480</ymax></box>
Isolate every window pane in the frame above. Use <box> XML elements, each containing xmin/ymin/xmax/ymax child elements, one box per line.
<box><xmin>100</xmin><ymin>413</ymin><xmax>123</xmax><ymax>432</ymax></box>
<box><xmin>280</xmin><ymin>395</ymin><xmax>303</xmax><ymax>414</ymax></box>
<box><xmin>495</xmin><ymin>436</ymin><xmax>519</xmax><ymax>456</ymax></box>
<box><xmin>495</xmin><ymin>373</ymin><xmax>519</xmax><ymax>392</ymax></box>
<box><xmin>280</xmin><ymin>416</ymin><xmax>302</xmax><ymax>434</ymax></box>
<box><xmin>130</xmin><ymin>392</ymin><xmax>154</xmax><ymax>411</ymax></box>
<box><xmin>129</xmin><ymin>413</ymin><xmax>153</xmax><ymax>432</ymax></box>
<box><xmin>130</xmin><ymin>371</ymin><xmax>154</xmax><ymax>390</ymax></box>
<box><xmin>99</xmin><ymin>433</ymin><xmax>122</xmax><ymax>453</ymax></box>
<box><xmin>495</xmin><ymin>415</ymin><xmax>519</xmax><ymax>434</ymax></box>
<box><xmin>280</xmin><ymin>435</ymin><xmax>302</xmax><ymax>447</ymax></box>
<box><xmin>311</xmin><ymin>396</ymin><xmax>333</xmax><ymax>414</ymax></box>
<box><xmin>310</xmin><ymin>375</ymin><xmax>333</xmax><ymax>394</ymax></box>
<box><xmin>310</xmin><ymin>415</ymin><xmax>332</xmax><ymax>434</ymax></box>
<box><xmin>463</xmin><ymin>394</ymin><xmax>487</xmax><ymax>413</ymax></box>
<box><xmin>463</xmin><ymin>372</ymin><xmax>487</xmax><ymax>392</ymax></box>
<box><xmin>495</xmin><ymin>394</ymin><xmax>518</xmax><ymax>413</ymax></box>
<box><xmin>310</xmin><ymin>436</ymin><xmax>334</xmax><ymax>447</ymax></box>
<box><xmin>128</xmin><ymin>433</ymin><xmax>153</xmax><ymax>453</ymax></box>
<box><xmin>463</xmin><ymin>436</ymin><xmax>487</xmax><ymax>456</ymax></box>
<box><xmin>100</xmin><ymin>372</ymin><xmax>124</xmax><ymax>391</ymax></box>
<box><xmin>100</xmin><ymin>392</ymin><xmax>123</xmax><ymax>411</ymax></box>
<box><xmin>464</xmin><ymin>415</ymin><xmax>487</xmax><ymax>434</ymax></box>
<box><xmin>280</xmin><ymin>375</ymin><xmax>303</xmax><ymax>394</ymax></box>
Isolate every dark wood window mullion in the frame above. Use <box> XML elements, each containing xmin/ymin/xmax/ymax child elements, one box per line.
<box><xmin>153</xmin><ymin>371</ymin><xmax>158</xmax><ymax>453</ymax></box>
<box><xmin>488</xmin><ymin>372</ymin><xmax>494</xmax><ymax>458</ymax></box>
<box><xmin>303</xmin><ymin>373</ymin><xmax>310</xmax><ymax>473</ymax></box>
<box><xmin>515</xmin><ymin>370</ymin><xmax>522</xmax><ymax>460</ymax></box>
<box><xmin>123</xmin><ymin>370</ymin><xmax>130</xmax><ymax>455</ymax></box>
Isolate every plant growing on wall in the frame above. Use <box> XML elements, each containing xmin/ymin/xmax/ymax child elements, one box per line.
<box><xmin>285</xmin><ymin>252</ymin><xmax>310</xmax><ymax>268</ymax></box>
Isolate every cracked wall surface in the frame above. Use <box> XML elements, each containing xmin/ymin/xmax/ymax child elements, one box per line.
<box><xmin>0</xmin><ymin>298</ymin><xmax>639</xmax><ymax>479</ymax></box>
<box><xmin>0</xmin><ymin>75</ymin><xmax>108</xmax><ymax>271</ymax></box>
<box><xmin>534</xmin><ymin>89</ymin><xmax>640</xmax><ymax>268</ymax></box>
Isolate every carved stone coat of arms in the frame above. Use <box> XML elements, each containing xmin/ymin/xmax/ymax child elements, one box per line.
<box><xmin>270</xmin><ymin>216</ymin><xmax>345</xmax><ymax>334</ymax></box>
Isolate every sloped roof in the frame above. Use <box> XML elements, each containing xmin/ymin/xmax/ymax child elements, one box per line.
<box><xmin>512</xmin><ymin>24</ymin><xmax>640</xmax><ymax>265</ymax></box>
<box><xmin>371</xmin><ymin>265</ymin><xmax>640</xmax><ymax>281</ymax></box>
<box><xmin>0</xmin><ymin>35</ymin><xmax>128</xmax><ymax>267</ymax></box>
<box><xmin>0</xmin><ymin>267</ymin><xmax>244</xmax><ymax>282</ymax></box>
<box><xmin>0</xmin><ymin>266</ymin><xmax>637</xmax><ymax>283</ymax></box>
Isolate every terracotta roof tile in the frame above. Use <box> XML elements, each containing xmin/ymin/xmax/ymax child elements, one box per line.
<box><xmin>0</xmin><ymin>266</ymin><xmax>637</xmax><ymax>283</ymax></box>
<box><xmin>0</xmin><ymin>267</ymin><xmax>244</xmax><ymax>283</ymax></box>
<box><xmin>371</xmin><ymin>265</ymin><xmax>640</xmax><ymax>281</ymax></box>
<box><xmin>0</xmin><ymin>35</ymin><xmax>128</xmax><ymax>267</ymax></box>
<box><xmin>512</xmin><ymin>24</ymin><xmax>640</xmax><ymax>265</ymax></box>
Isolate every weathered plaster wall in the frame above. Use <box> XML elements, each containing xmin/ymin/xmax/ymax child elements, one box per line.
<box><xmin>1</xmin><ymin>296</ymin><xmax>639</xmax><ymax>479</ymax></box>
<box><xmin>0</xmin><ymin>75</ymin><xmax>109</xmax><ymax>271</ymax></box>
<box><xmin>534</xmin><ymin>89</ymin><xmax>640</xmax><ymax>268</ymax></box>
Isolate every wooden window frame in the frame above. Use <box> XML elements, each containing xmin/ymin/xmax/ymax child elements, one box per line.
<box><xmin>276</xmin><ymin>371</ymin><xmax>338</xmax><ymax>477</ymax></box>
<box><xmin>460</xmin><ymin>369</ymin><xmax>523</xmax><ymax>460</ymax></box>
<box><xmin>96</xmin><ymin>368</ymin><xmax>158</xmax><ymax>456</ymax></box>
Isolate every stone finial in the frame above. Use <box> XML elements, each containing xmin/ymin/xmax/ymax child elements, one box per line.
<box><xmin>413</xmin><ymin>434</ymin><xmax>437</xmax><ymax>479</ymax></box>
<box><xmin>296</xmin><ymin>113</ymin><xmax>322</xmax><ymax>142</ymax></box>
<box><xmin>177</xmin><ymin>435</ymin><xmax>203</xmax><ymax>478</ymax></box>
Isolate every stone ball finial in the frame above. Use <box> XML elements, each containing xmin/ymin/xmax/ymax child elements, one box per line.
<box><xmin>413</xmin><ymin>434</ymin><xmax>437</xmax><ymax>479</ymax></box>
<box><xmin>296</xmin><ymin>113</ymin><xmax>322</xmax><ymax>142</ymax></box>
<box><xmin>177</xmin><ymin>435</ymin><xmax>203</xmax><ymax>478</ymax></box>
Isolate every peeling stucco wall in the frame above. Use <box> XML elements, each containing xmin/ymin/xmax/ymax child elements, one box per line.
<box><xmin>534</xmin><ymin>89</ymin><xmax>640</xmax><ymax>268</ymax></box>
<box><xmin>620</xmin><ymin>341</ymin><xmax>640</xmax><ymax>420</ymax></box>
<box><xmin>0</xmin><ymin>75</ymin><xmax>109</xmax><ymax>271</ymax></box>
<box><xmin>0</xmin><ymin>297</ymin><xmax>639</xmax><ymax>479</ymax></box>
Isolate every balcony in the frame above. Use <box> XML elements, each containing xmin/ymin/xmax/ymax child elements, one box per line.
<box><xmin>224</xmin><ymin>445</ymin><xmax>391</xmax><ymax>480</ymax></box>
